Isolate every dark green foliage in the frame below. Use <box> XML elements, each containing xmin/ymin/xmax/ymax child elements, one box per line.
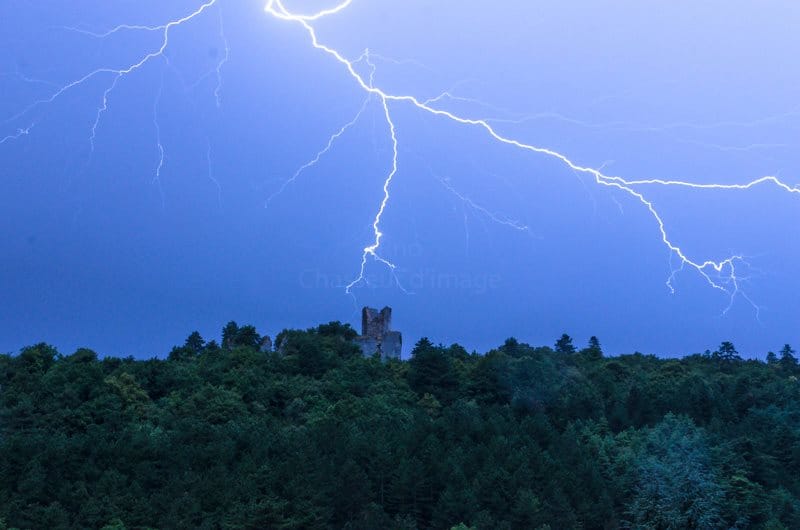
<box><xmin>626</xmin><ymin>414</ymin><xmax>724</xmax><ymax>528</ymax></box>
<box><xmin>583</xmin><ymin>336</ymin><xmax>603</xmax><ymax>360</ymax></box>
<box><xmin>715</xmin><ymin>340</ymin><xmax>742</xmax><ymax>362</ymax></box>
<box><xmin>316</xmin><ymin>321</ymin><xmax>358</xmax><ymax>340</ymax></box>
<box><xmin>554</xmin><ymin>333</ymin><xmax>576</xmax><ymax>354</ymax></box>
<box><xmin>221</xmin><ymin>321</ymin><xmax>261</xmax><ymax>350</ymax></box>
<box><xmin>184</xmin><ymin>331</ymin><xmax>205</xmax><ymax>354</ymax></box>
<box><xmin>2</xmin><ymin>327</ymin><xmax>800</xmax><ymax>529</ymax></box>
<box><xmin>408</xmin><ymin>338</ymin><xmax>460</xmax><ymax>403</ymax></box>
<box><xmin>779</xmin><ymin>344</ymin><xmax>797</xmax><ymax>373</ymax></box>
<box><xmin>767</xmin><ymin>351</ymin><xmax>778</xmax><ymax>365</ymax></box>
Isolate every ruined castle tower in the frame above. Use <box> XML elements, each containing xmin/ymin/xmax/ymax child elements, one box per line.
<box><xmin>355</xmin><ymin>306</ymin><xmax>402</xmax><ymax>360</ymax></box>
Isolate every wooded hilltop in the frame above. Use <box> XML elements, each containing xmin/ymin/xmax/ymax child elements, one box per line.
<box><xmin>2</xmin><ymin>321</ymin><xmax>800</xmax><ymax>529</ymax></box>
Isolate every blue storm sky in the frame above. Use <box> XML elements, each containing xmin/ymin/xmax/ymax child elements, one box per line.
<box><xmin>1</xmin><ymin>0</ymin><xmax>798</xmax><ymax>358</ymax></box>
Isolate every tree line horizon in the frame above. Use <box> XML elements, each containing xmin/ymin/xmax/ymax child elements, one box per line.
<box><xmin>3</xmin><ymin>319</ymin><xmax>800</xmax><ymax>528</ymax></box>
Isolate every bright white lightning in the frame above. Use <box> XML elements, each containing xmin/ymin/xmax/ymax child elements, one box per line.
<box><xmin>264</xmin><ymin>0</ymin><xmax>798</xmax><ymax>309</ymax></box>
<box><xmin>271</xmin><ymin>43</ymin><xmax>406</xmax><ymax>293</ymax></box>
<box><xmin>271</xmin><ymin>0</ymin><xmax>354</xmax><ymax>21</ymax></box>
<box><xmin>2</xmin><ymin>1</ymin><xmax>797</xmax><ymax>313</ymax></box>
<box><xmin>344</xmin><ymin>95</ymin><xmax>402</xmax><ymax>293</ymax></box>
<box><xmin>624</xmin><ymin>175</ymin><xmax>799</xmax><ymax>194</ymax></box>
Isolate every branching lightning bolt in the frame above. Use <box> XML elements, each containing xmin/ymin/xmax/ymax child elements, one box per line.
<box><xmin>2</xmin><ymin>0</ymin><xmax>797</xmax><ymax>314</ymax></box>
<box><xmin>1</xmin><ymin>0</ymin><xmax>233</xmax><ymax>212</ymax></box>
<box><xmin>433</xmin><ymin>172</ymin><xmax>532</xmax><ymax>234</ymax></box>
<box><xmin>264</xmin><ymin>0</ymin><xmax>798</xmax><ymax>310</ymax></box>
<box><xmin>2</xmin><ymin>0</ymin><xmax>218</xmax><ymax>144</ymax></box>
<box><xmin>267</xmin><ymin>94</ymin><xmax>371</xmax><ymax>204</ymax></box>
<box><xmin>344</xmin><ymin>94</ymin><xmax>402</xmax><ymax>293</ymax></box>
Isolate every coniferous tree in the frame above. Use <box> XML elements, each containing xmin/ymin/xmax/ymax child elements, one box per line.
<box><xmin>715</xmin><ymin>341</ymin><xmax>741</xmax><ymax>362</ymax></box>
<box><xmin>779</xmin><ymin>344</ymin><xmax>797</xmax><ymax>372</ymax></box>
<box><xmin>184</xmin><ymin>331</ymin><xmax>205</xmax><ymax>353</ymax></box>
<box><xmin>583</xmin><ymin>336</ymin><xmax>603</xmax><ymax>360</ymax></box>
<box><xmin>222</xmin><ymin>321</ymin><xmax>239</xmax><ymax>349</ymax></box>
<box><xmin>555</xmin><ymin>334</ymin><xmax>576</xmax><ymax>354</ymax></box>
<box><xmin>766</xmin><ymin>351</ymin><xmax>778</xmax><ymax>365</ymax></box>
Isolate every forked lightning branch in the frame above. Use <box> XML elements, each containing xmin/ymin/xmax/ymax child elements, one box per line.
<box><xmin>2</xmin><ymin>0</ymin><xmax>798</xmax><ymax>313</ymax></box>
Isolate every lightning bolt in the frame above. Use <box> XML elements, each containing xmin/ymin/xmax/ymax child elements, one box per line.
<box><xmin>0</xmin><ymin>125</ymin><xmax>32</xmax><ymax>145</ymax></box>
<box><xmin>1</xmin><ymin>0</ymin><xmax>235</xmax><ymax>213</ymax></box>
<box><xmin>213</xmin><ymin>4</ymin><xmax>231</xmax><ymax>108</ymax></box>
<box><xmin>206</xmin><ymin>139</ymin><xmax>223</xmax><ymax>209</ymax></box>
<box><xmin>89</xmin><ymin>74</ymin><xmax>122</xmax><ymax>152</ymax></box>
<box><xmin>429</xmin><ymin>90</ymin><xmax>797</xmax><ymax>156</ymax></box>
<box><xmin>482</xmin><ymin>106</ymin><xmax>800</xmax><ymax>133</ymax></box>
<box><xmin>433</xmin><ymin>172</ymin><xmax>532</xmax><ymax>235</ymax></box>
<box><xmin>344</xmin><ymin>94</ymin><xmax>401</xmax><ymax>293</ymax></box>
<box><xmin>2</xmin><ymin>0</ymin><xmax>219</xmax><ymax>146</ymax></box>
<box><xmin>427</xmin><ymin>167</ymin><xmax>537</xmax><ymax>258</ymax></box>
<box><xmin>152</xmin><ymin>71</ymin><xmax>166</xmax><ymax>209</ymax></box>
<box><xmin>264</xmin><ymin>0</ymin><xmax>798</xmax><ymax>310</ymax></box>
<box><xmin>2</xmin><ymin>1</ymin><xmax>797</xmax><ymax>315</ymax></box>
<box><xmin>267</xmin><ymin>93</ymin><xmax>372</xmax><ymax>205</ymax></box>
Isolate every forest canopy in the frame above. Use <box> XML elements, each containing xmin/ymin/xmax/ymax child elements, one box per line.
<box><xmin>2</xmin><ymin>322</ymin><xmax>800</xmax><ymax>529</ymax></box>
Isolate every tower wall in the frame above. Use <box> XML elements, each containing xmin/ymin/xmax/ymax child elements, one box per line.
<box><xmin>356</xmin><ymin>306</ymin><xmax>401</xmax><ymax>360</ymax></box>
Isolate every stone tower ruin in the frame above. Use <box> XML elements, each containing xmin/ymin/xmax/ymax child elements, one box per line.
<box><xmin>355</xmin><ymin>306</ymin><xmax>402</xmax><ymax>360</ymax></box>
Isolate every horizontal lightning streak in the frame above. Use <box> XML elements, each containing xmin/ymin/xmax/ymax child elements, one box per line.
<box><xmin>62</xmin><ymin>23</ymin><xmax>167</xmax><ymax>38</ymax></box>
<box><xmin>483</xmin><ymin>105</ymin><xmax>800</xmax><ymax>133</ymax></box>
<box><xmin>624</xmin><ymin>175</ymin><xmax>800</xmax><ymax>194</ymax></box>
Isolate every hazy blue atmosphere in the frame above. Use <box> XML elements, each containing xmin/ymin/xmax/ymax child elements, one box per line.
<box><xmin>1</xmin><ymin>0</ymin><xmax>798</xmax><ymax>358</ymax></box>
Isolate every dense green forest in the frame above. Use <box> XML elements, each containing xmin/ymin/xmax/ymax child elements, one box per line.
<box><xmin>2</xmin><ymin>322</ymin><xmax>800</xmax><ymax>529</ymax></box>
